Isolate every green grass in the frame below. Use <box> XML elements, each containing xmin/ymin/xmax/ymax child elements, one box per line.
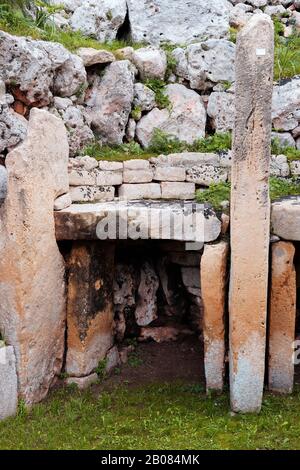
<box><xmin>1</xmin><ymin>383</ymin><xmax>300</xmax><ymax>449</ymax></box>
<box><xmin>272</xmin><ymin>138</ymin><xmax>300</xmax><ymax>162</ymax></box>
<box><xmin>82</xmin><ymin>132</ymin><xmax>232</xmax><ymax>162</ymax></box>
<box><xmin>143</xmin><ymin>79</ymin><xmax>171</xmax><ymax>110</ymax></box>
<box><xmin>196</xmin><ymin>177</ymin><xmax>300</xmax><ymax>210</ymax></box>
<box><xmin>196</xmin><ymin>182</ymin><xmax>231</xmax><ymax>211</ymax></box>
<box><xmin>0</xmin><ymin>2</ymin><xmax>143</xmax><ymax>53</ymax></box>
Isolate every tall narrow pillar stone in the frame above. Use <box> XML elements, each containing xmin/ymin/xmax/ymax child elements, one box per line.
<box><xmin>229</xmin><ymin>15</ymin><xmax>274</xmax><ymax>413</ymax></box>
<box><xmin>66</xmin><ymin>241</ymin><xmax>115</xmax><ymax>377</ymax></box>
<box><xmin>0</xmin><ymin>109</ymin><xmax>69</xmax><ymax>405</ymax></box>
<box><xmin>201</xmin><ymin>241</ymin><xmax>228</xmax><ymax>392</ymax></box>
<box><xmin>269</xmin><ymin>241</ymin><xmax>296</xmax><ymax>394</ymax></box>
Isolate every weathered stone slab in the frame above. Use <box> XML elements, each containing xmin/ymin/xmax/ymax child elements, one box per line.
<box><xmin>66</xmin><ymin>242</ymin><xmax>115</xmax><ymax>377</ymax></box>
<box><xmin>119</xmin><ymin>183</ymin><xmax>161</xmax><ymax>200</ymax></box>
<box><xmin>151</xmin><ymin>153</ymin><xmax>219</xmax><ymax>167</ymax></box>
<box><xmin>127</xmin><ymin>0</ymin><xmax>233</xmax><ymax>45</ymax></box>
<box><xmin>69</xmin><ymin>169</ymin><xmax>96</xmax><ymax>186</ymax></box>
<box><xmin>76</xmin><ymin>47</ymin><xmax>115</xmax><ymax>66</ymax></box>
<box><xmin>271</xmin><ymin>197</ymin><xmax>300</xmax><ymax>241</ymax></box>
<box><xmin>161</xmin><ymin>182</ymin><xmax>195</xmax><ymax>200</ymax></box>
<box><xmin>123</xmin><ymin>159</ymin><xmax>150</xmax><ymax>170</ymax></box>
<box><xmin>99</xmin><ymin>161</ymin><xmax>123</xmax><ymax>171</ymax></box>
<box><xmin>95</xmin><ymin>170</ymin><xmax>123</xmax><ymax>186</ymax></box>
<box><xmin>269</xmin><ymin>242</ymin><xmax>296</xmax><ymax>394</ymax></box>
<box><xmin>123</xmin><ymin>169</ymin><xmax>153</xmax><ymax>184</ymax></box>
<box><xmin>201</xmin><ymin>242</ymin><xmax>228</xmax><ymax>392</ymax></box>
<box><xmin>153</xmin><ymin>167</ymin><xmax>186</xmax><ymax>182</ymax></box>
<box><xmin>186</xmin><ymin>166</ymin><xmax>228</xmax><ymax>186</ymax></box>
<box><xmin>0</xmin><ymin>346</ymin><xmax>18</xmax><ymax>420</ymax></box>
<box><xmin>0</xmin><ymin>108</ymin><xmax>69</xmax><ymax>404</ymax></box>
<box><xmin>229</xmin><ymin>15</ymin><xmax>274</xmax><ymax>413</ymax></box>
<box><xmin>54</xmin><ymin>193</ymin><xmax>72</xmax><ymax>211</ymax></box>
<box><xmin>70</xmin><ymin>185</ymin><xmax>115</xmax><ymax>202</ymax></box>
<box><xmin>54</xmin><ymin>201</ymin><xmax>221</xmax><ymax>243</ymax></box>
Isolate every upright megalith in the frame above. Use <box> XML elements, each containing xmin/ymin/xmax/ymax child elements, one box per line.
<box><xmin>66</xmin><ymin>242</ymin><xmax>115</xmax><ymax>377</ymax></box>
<box><xmin>0</xmin><ymin>108</ymin><xmax>69</xmax><ymax>404</ymax></box>
<box><xmin>201</xmin><ymin>241</ymin><xmax>228</xmax><ymax>393</ymax></box>
<box><xmin>269</xmin><ymin>242</ymin><xmax>296</xmax><ymax>394</ymax></box>
<box><xmin>229</xmin><ymin>15</ymin><xmax>274</xmax><ymax>413</ymax></box>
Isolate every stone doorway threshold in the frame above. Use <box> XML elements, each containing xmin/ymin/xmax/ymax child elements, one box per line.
<box><xmin>96</xmin><ymin>335</ymin><xmax>205</xmax><ymax>391</ymax></box>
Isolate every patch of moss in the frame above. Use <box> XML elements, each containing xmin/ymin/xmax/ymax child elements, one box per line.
<box><xmin>229</xmin><ymin>26</ymin><xmax>238</xmax><ymax>44</ymax></box>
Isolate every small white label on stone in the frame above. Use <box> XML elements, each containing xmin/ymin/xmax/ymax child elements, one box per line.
<box><xmin>256</xmin><ymin>48</ymin><xmax>266</xmax><ymax>56</ymax></box>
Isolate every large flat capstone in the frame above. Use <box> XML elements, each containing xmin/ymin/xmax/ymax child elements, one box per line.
<box><xmin>55</xmin><ymin>201</ymin><xmax>221</xmax><ymax>243</ymax></box>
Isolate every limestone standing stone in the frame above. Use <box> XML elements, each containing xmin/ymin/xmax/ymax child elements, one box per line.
<box><xmin>66</xmin><ymin>242</ymin><xmax>115</xmax><ymax>377</ymax></box>
<box><xmin>229</xmin><ymin>15</ymin><xmax>274</xmax><ymax>413</ymax></box>
<box><xmin>269</xmin><ymin>242</ymin><xmax>296</xmax><ymax>394</ymax></box>
<box><xmin>0</xmin><ymin>346</ymin><xmax>18</xmax><ymax>420</ymax></box>
<box><xmin>201</xmin><ymin>242</ymin><xmax>228</xmax><ymax>393</ymax></box>
<box><xmin>0</xmin><ymin>109</ymin><xmax>69</xmax><ymax>404</ymax></box>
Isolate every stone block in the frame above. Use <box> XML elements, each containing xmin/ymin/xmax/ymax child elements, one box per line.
<box><xmin>70</xmin><ymin>185</ymin><xmax>115</xmax><ymax>202</ymax></box>
<box><xmin>186</xmin><ymin>165</ymin><xmax>228</xmax><ymax>186</ymax></box>
<box><xmin>119</xmin><ymin>183</ymin><xmax>161</xmax><ymax>200</ymax></box>
<box><xmin>153</xmin><ymin>166</ymin><xmax>186</xmax><ymax>182</ymax></box>
<box><xmin>95</xmin><ymin>170</ymin><xmax>123</xmax><ymax>186</ymax></box>
<box><xmin>123</xmin><ymin>169</ymin><xmax>153</xmax><ymax>183</ymax></box>
<box><xmin>161</xmin><ymin>182</ymin><xmax>195</xmax><ymax>200</ymax></box>
<box><xmin>69</xmin><ymin>169</ymin><xmax>96</xmax><ymax>186</ymax></box>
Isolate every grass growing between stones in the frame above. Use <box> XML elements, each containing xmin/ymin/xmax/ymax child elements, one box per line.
<box><xmin>0</xmin><ymin>2</ymin><xmax>142</xmax><ymax>53</ymax></box>
<box><xmin>82</xmin><ymin>132</ymin><xmax>232</xmax><ymax>162</ymax></box>
<box><xmin>1</xmin><ymin>383</ymin><xmax>300</xmax><ymax>449</ymax></box>
<box><xmin>196</xmin><ymin>177</ymin><xmax>300</xmax><ymax>210</ymax></box>
<box><xmin>271</xmin><ymin>138</ymin><xmax>300</xmax><ymax>162</ymax></box>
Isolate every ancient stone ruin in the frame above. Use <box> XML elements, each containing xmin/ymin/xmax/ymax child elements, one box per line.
<box><xmin>1</xmin><ymin>1</ymin><xmax>300</xmax><ymax>418</ymax></box>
